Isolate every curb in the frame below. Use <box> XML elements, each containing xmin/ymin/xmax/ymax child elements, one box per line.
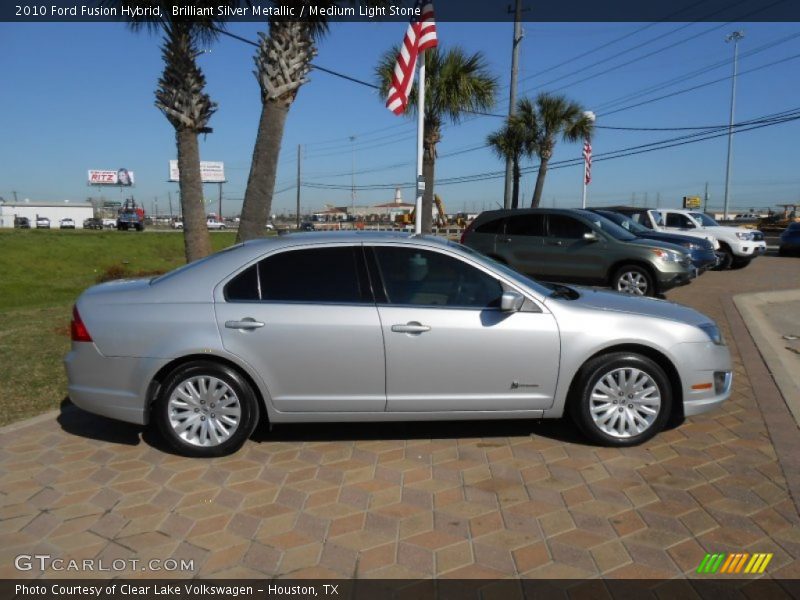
<box><xmin>0</xmin><ymin>404</ymin><xmax>76</xmax><ymax>434</ymax></box>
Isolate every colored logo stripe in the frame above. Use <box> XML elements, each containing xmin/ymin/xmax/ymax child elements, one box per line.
<box><xmin>697</xmin><ymin>552</ymin><xmax>773</xmax><ymax>574</ymax></box>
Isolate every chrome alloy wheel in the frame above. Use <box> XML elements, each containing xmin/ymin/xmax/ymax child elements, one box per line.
<box><xmin>589</xmin><ymin>367</ymin><xmax>661</xmax><ymax>438</ymax></box>
<box><xmin>167</xmin><ymin>376</ymin><xmax>242</xmax><ymax>447</ymax></box>
<box><xmin>616</xmin><ymin>271</ymin><xmax>648</xmax><ymax>295</ymax></box>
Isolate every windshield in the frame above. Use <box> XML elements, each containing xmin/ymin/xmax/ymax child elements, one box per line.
<box><xmin>690</xmin><ymin>212</ymin><xmax>718</xmax><ymax>227</ymax></box>
<box><xmin>449</xmin><ymin>242</ymin><xmax>554</xmax><ymax>297</ymax></box>
<box><xmin>596</xmin><ymin>211</ymin><xmax>649</xmax><ymax>235</ymax></box>
<box><xmin>577</xmin><ymin>211</ymin><xmax>637</xmax><ymax>241</ymax></box>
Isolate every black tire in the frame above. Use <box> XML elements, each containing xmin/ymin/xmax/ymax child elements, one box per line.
<box><xmin>730</xmin><ymin>257</ymin><xmax>751</xmax><ymax>270</ymax></box>
<box><xmin>778</xmin><ymin>246</ymin><xmax>787</xmax><ymax>257</ymax></box>
<box><xmin>611</xmin><ymin>265</ymin><xmax>655</xmax><ymax>297</ymax></box>
<box><xmin>713</xmin><ymin>248</ymin><xmax>733</xmax><ymax>270</ymax></box>
<box><xmin>154</xmin><ymin>360</ymin><xmax>259</xmax><ymax>457</ymax></box>
<box><xmin>570</xmin><ymin>352</ymin><xmax>672</xmax><ymax>447</ymax></box>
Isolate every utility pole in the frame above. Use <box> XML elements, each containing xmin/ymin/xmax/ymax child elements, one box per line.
<box><xmin>703</xmin><ymin>182</ymin><xmax>709</xmax><ymax>213</ymax></box>
<box><xmin>12</xmin><ymin>190</ymin><xmax>18</xmax><ymax>203</ymax></box>
<box><xmin>217</xmin><ymin>182</ymin><xmax>223</xmax><ymax>222</ymax></box>
<box><xmin>296</xmin><ymin>144</ymin><xmax>302</xmax><ymax>228</ymax></box>
<box><xmin>503</xmin><ymin>0</ymin><xmax>524</xmax><ymax>209</ymax></box>
<box><xmin>723</xmin><ymin>31</ymin><xmax>744</xmax><ymax>220</ymax></box>
<box><xmin>350</xmin><ymin>136</ymin><xmax>356</xmax><ymax>215</ymax></box>
<box><xmin>168</xmin><ymin>191</ymin><xmax>173</xmax><ymax>218</ymax></box>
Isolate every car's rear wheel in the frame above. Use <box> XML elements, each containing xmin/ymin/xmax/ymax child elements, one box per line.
<box><xmin>571</xmin><ymin>353</ymin><xmax>672</xmax><ymax>447</ymax></box>
<box><xmin>612</xmin><ymin>265</ymin><xmax>654</xmax><ymax>296</ymax></box>
<box><xmin>155</xmin><ymin>361</ymin><xmax>259</xmax><ymax>457</ymax></box>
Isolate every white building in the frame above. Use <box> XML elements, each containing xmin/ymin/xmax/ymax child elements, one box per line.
<box><xmin>0</xmin><ymin>200</ymin><xmax>94</xmax><ymax>228</ymax></box>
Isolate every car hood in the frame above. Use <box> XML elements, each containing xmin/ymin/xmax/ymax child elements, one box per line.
<box><xmin>625</xmin><ymin>237</ymin><xmax>688</xmax><ymax>255</ymax></box>
<box><xmin>549</xmin><ymin>286</ymin><xmax>711</xmax><ymax>326</ymax></box>
<box><xmin>638</xmin><ymin>231</ymin><xmax>711</xmax><ymax>248</ymax></box>
<box><xmin>703</xmin><ymin>225</ymin><xmax>763</xmax><ymax>236</ymax></box>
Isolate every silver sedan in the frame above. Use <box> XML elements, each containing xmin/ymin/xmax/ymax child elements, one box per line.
<box><xmin>65</xmin><ymin>233</ymin><xmax>732</xmax><ymax>457</ymax></box>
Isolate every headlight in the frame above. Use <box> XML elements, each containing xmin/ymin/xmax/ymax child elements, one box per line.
<box><xmin>650</xmin><ymin>248</ymin><xmax>685</xmax><ymax>262</ymax></box>
<box><xmin>698</xmin><ymin>323</ymin><xmax>724</xmax><ymax>345</ymax></box>
<box><xmin>736</xmin><ymin>231</ymin><xmax>754</xmax><ymax>240</ymax></box>
<box><xmin>682</xmin><ymin>242</ymin><xmax>700</xmax><ymax>251</ymax></box>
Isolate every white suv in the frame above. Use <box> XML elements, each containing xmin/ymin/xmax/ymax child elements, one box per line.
<box><xmin>658</xmin><ymin>209</ymin><xmax>766</xmax><ymax>269</ymax></box>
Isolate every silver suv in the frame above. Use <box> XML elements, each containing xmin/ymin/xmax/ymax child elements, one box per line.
<box><xmin>462</xmin><ymin>209</ymin><xmax>695</xmax><ymax>297</ymax></box>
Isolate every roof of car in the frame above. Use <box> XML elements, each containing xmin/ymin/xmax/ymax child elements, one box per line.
<box><xmin>241</xmin><ymin>230</ymin><xmax>451</xmax><ymax>248</ymax></box>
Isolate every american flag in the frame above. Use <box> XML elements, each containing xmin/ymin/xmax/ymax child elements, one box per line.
<box><xmin>385</xmin><ymin>1</ymin><xmax>438</xmax><ymax>115</ymax></box>
<box><xmin>583</xmin><ymin>138</ymin><xmax>592</xmax><ymax>185</ymax></box>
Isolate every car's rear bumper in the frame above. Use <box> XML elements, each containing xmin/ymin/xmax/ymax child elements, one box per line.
<box><xmin>64</xmin><ymin>342</ymin><xmax>166</xmax><ymax>426</ymax></box>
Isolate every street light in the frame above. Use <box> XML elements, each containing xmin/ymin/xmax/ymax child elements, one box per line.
<box><xmin>723</xmin><ymin>31</ymin><xmax>744</xmax><ymax>220</ymax></box>
<box><xmin>581</xmin><ymin>111</ymin><xmax>596</xmax><ymax>209</ymax></box>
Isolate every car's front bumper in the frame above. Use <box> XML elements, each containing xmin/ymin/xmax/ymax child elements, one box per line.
<box><xmin>690</xmin><ymin>248</ymin><xmax>719</xmax><ymax>272</ymax></box>
<box><xmin>655</xmin><ymin>263</ymin><xmax>695</xmax><ymax>292</ymax></box>
<box><xmin>731</xmin><ymin>240</ymin><xmax>767</xmax><ymax>258</ymax></box>
<box><xmin>670</xmin><ymin>341</ymin><xmax>733</xmax><ymax>416</ymax></box>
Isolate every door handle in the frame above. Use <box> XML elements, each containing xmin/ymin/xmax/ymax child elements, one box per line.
<box><xmin>498</xmin><ymin>237</ymin><xmax>512</xmax><ymax>243</ymax></box>
<box><xmin>225</xmin><ymin>319</ymin><xmax>265</xmax><ymax>330</ymax></box>
<box><xmin>391</xmin><ymin>322</ymin><xmax>431</xmax><ymax>334</ymax></box>
<box><xmin>546</xmin><ymin>240</ymin><xmax>563</xmax><ymax>246</ymax></box>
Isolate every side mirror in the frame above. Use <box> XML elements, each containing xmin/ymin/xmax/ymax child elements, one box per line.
<box><xmin>500</xmin><ymin>290</ymin><xmax>525</xmax><ymax>312</ymax></box>
<box><xmin>583</xmin><ymin>232</ymin><xmax>598</xmax><ymax>241</ymax></box>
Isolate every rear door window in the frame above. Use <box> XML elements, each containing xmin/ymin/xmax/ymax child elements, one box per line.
<box><xmin>506</xmin><ymin>214</ymin><xmax>546</xmax><ymax>236</ymax></box>
<box><xmin>225</xmin><ymin>246</ymin><xmax>370</xmax><ymax>304</ymax></box>
<box><xmin>475</xmin><ymin>217</ymin><xmax>506</xmax><ymax>234</ymax></box>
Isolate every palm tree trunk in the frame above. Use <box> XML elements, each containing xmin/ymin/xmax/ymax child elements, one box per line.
<box><xmin>238</xmin><ymin>99</ymin><xmax>290</xmax><ymax>243</ymax></box>
<box><xmin>512</xmin><ymin>156</ymin><xmax>520</xmax><ymax>210</ymax></box>
<box><xmin>422</xmin><ymin>144</ymin><xmax>435</xmax><ymax>233</ymax></box>
<box><xmin>176</xmin><ymin>129</ymin><xmax>212</xmax><ymax>262</ymax></box>
<box><xmin>531</xmin><ymin>157</ymin><xmax>549</xmax><ymax>208</ymax></box>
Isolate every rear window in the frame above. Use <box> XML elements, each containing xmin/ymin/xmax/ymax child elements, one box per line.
<box><xmin>506</xmin><ymin>214</ymin><xmax>545</xmax><ymax>236</ymax></box>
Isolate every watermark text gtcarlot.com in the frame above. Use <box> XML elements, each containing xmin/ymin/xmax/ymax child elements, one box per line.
<box><xmin>14</xmin><ymin>555</ymin><xmax>194</xmax><ymax>572</ymax></box>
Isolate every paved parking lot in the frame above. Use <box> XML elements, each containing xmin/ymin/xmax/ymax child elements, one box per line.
<box><xmin>1</xmin><ymin>255</ymin><xmax>799</xmax><ymax>580</ymax></box>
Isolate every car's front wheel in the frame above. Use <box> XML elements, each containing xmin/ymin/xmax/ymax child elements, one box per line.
<box><xmin>571</xmin><ymin>353</ymin><xmax>672</xmax><ymax>446</ymax></box>
<box><xmin>730</xmin><ymin>257</ymin><xmax>751</xmax><ymax>269</ymax></box>
<box><xmin>612</xmin><ymin>265</ymin><xmax>654</xmax><ymax>296</ymax></box>
<box><xmin>155</xmin><ymin>360</ymin><xmax>259</xmax><ymax>457</ymax></box>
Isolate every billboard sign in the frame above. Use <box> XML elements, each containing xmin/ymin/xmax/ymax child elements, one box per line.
<box><xmin>169</xmin><ymin>161</ymin><xmax>226</xmax><ymax>183</ymax></box>
<box><xmin>683</xmin><ymin>195</ymin><xmax>702</xmax><ymax>209</ymax></box>
<box><xmin>88</xmin><ymin>169</ymin><xmax>135</xmax><ymax>186</ymax></box>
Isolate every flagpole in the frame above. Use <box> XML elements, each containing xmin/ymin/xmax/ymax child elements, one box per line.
<box><xmin>415</xmin><ymin>51</ymin><xmax>426</xmax><ymax>235</ymax></box>
<box><xmin>581</xmin><ymin>171</ymin><xmax>588</xmax><ymax>209</ymax></box>
<box><xmin>581</xmin><ymin>111</ymin><xmax>596</xmax><ymax>210</ymax></box>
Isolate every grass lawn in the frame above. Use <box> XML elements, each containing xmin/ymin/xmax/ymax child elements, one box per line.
<box><xmin>0</xmin><ymin>229</ymin><xmax>237</xmax><ymax>426</ymax></box>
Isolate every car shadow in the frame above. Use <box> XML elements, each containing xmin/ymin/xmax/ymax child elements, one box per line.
<box><xmin>252</xmin><ymin>416</ymin><xmax>589</xmax><ymax>446</ymax></box>
<box><xmin>58</xmin><ymin>398</ymin><xmax>143</xmax><ymax>446</ymax></box>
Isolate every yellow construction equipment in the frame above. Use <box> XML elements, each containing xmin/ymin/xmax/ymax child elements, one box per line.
<box><xmin>395</xmin><ymin>195</ymin><xmax>449</xmax><ymax>228</ymax></box>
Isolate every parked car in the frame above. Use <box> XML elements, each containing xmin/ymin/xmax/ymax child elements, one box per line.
<box><xmin>83</xmin><ymin>218</ymin><xmax>103</xmax><ymax>230</ymax></box>
<box><xmin>60</xmin><ymin>218</ymin><xmax>76</xmax><ymax>229</ymax></box>
<box><xmin>65</xmin><ymin>233</ymin><xmax>732</xmax><ymax>457</ymax></box>
<box><xmin>586</xmin><ymin>209</ymin><xmax>718</xmax><ymax>272</ymax></box>
<box><xmin>207</xmin><ymin>219</ymin><xmax>226</xmax><ymax>230</ymax></box>
<box><xmin>102</xmin><ymin>218</ymin><xmax>117</xmax><ymax>229</ymax></box>
<box><xmin>298</xmin><ymin>222</ymin><xmax>316</xmax><ymax>231</ymax></box>
<box><xmin>778</xmin><ymin>222</ymin><xmax>800</xmax><ymax>256</ymax></box>
<box><xmin>36</xmin><ymin>217</ymin><xmax>50</xmax><ymax>229</ymax></box>
<box><xmin>461</xmin><ymin>209</ymin><xmax>694</xmax><ymax>297</ymax></box>
<box><xmin>604</xmin><ymin>207</ymin><xmax>766</xmax><ymax>270</ymax></box>
<box><xmin>172</xmin><ymin>220</ymin><xmax>183</xmax><ymax>229</ymax></box>
<box><xmin>14</xmin><ymin>216</ymin><xmax>30</xmax><ymax>229</ymax></box>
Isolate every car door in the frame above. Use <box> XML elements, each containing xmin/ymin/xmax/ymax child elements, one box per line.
<box><xmin>215</xmin><ymin>245</ymin><xmax>386</xmax><ymax>413</ymax></box>
<box><xmin>498</xmin><ymin>213</ymin><xmax>546</xmax><ymax>276</ymax></box>
<box><xmin>369</xmin><ymin>245</ymin><xmax>560</xmax><ymax>413</ymax></box>
<box><xmin>539</xmin><ymin>214</ymin><xmax>605</xmax><ymax>282</ymax></box>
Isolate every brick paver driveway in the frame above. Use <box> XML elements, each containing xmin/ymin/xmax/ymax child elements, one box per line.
<box><xmin>2</xmin><ymin>255</ymin><xmax>799</xmax><ymax>580</ymax></box>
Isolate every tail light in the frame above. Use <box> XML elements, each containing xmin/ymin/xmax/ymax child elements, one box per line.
<box><xmin>71</xmin><ymin>305</ymin><xmax>93</xmax><ymax>343</ymax></box>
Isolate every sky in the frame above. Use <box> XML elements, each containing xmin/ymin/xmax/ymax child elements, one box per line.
<box><xmin>0</xmin><ymin>18</ymin><xmax>799</xmax><ymax>216</ymax></box>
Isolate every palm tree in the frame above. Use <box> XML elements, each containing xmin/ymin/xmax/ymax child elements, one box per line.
<box><xmin>519</xmin><ymin>93</ymin><xmax>594</xmax><ymax>208</ymax></box>
<box><xmin>376</xmin><ymin>47</ymin><xmax>497</xmax><ymax>233</ymax></box>
<box><xmin>236</xmin><ymin>17</ymin><xmax>324</xmax><ymax>242</ymax></box>
<box><xmin>486</xmin><ymin>114</ymin><xmax>529</xmax><ymax>209</ymax></box>
<box><xmin>108</xmin><ymin>1</ymin><xmax>227</xmax><ymax>261</ymax></box>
